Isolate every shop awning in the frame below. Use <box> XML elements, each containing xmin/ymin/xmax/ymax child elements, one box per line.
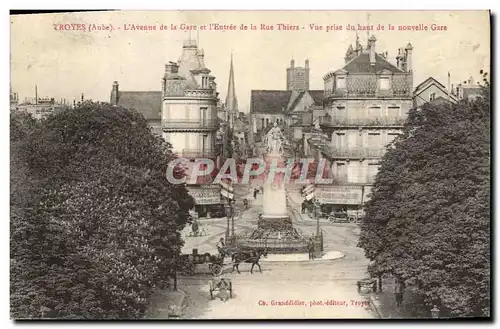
<box><xmin>315</xmin><ymin>186</ymin><xmax>363</xmax><ymax>205</ymax></box>
<box><xmin>188</xmin><ymin>186</ymin><xmax>222</xmax><ymax>205</ymax></box>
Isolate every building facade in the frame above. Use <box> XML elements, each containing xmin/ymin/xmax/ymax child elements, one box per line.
<box><xmin>110</xmin><ymin>39</ymin><xmax>223</xmax><ymax>217</ymax></box>
<box><xmin>314</xmin><ymin>35</ymin><xmax>414</xmax><ymax>211</ymax></box>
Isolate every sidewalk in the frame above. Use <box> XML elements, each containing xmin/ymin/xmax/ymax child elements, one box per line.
<box><xmin>367</xmin><ymin>282</ymin><xmax>429</xmax><ymax>319</ymax></box>
<box><xmin>147</xmin><ymin>289</ymin><xmax>187</xmax><ymax>319</ymax></box>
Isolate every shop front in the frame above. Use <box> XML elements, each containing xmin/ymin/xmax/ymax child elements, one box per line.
<box><xmin>187</xmin><ymin>185</ymin><xmax>225</xmax><ymax>218</ymax></box>
<box><xmin>314</xmin><ymin>185</ymin><xmax>365</xmax><ymax>215</ymax></box>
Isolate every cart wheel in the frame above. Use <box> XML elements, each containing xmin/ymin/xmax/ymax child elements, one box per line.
<box><xmin>212</xmin><ymin>264</ymin><xmax>223</xmax><ymax>276</ymax></box>
<box><xmin>349</xmin><ymin>216</ymin><xmax>355</xmax><ymax>223</ymax></box>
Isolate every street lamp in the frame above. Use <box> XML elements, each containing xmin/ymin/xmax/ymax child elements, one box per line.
<box><xmin>431</xmin><ymin>306</ymin><xmax>440</xmax><ymax>319</ymax></box>
<box><xmin>225</xmin><ymin>200</ymin><xmax>231</xmax><ymax>242</ymax></box>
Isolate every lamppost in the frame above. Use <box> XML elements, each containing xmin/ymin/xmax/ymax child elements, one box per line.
<box><xmin>225</xmin><ymin>199</ymin><xmax>231</xmax><ymax>243</ymax></box>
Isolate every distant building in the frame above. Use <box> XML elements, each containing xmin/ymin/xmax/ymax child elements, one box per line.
<box><xmin>10</xmin><ymin>85</ymin><xmax>19</xmax><ymax>110</ymax></box>
<box><xmin>451</xmin><ymin>75</ymin><xmax>484</xmax><ymax>101</ymax></box>
<box><xmin>287</xmin><ymin>59</ymin><xmax>310</xmax><ymax>91</ymax></box>
<box><xmin>250</xmin><ymin>59</ymin><xmax>324</xmax><ymax>136</ymax></box>
<box><xmin>17</xmin><ymin>96</ymin><xmax>68</xmax><ymax>119</ymax></box>
<box><xmin>413</xmin><ymin>77</ymin><xmax>458</xmax><ymax>107</ymax></box>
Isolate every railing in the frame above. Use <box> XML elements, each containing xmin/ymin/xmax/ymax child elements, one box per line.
<box><xmin>320</xmin><ymin>116</ymin><xmax>406</xmax><ymax>127</ymax></box>
<box><xmin>162</xmin><ymin>119</ymin><xmax>219</xmax><ymax>130</ymax></box>
<box><xmin>322</xmin><ymin>146</ymin><xmax>387</xmax><ymax>159</ymax></box>
<box><xmin>236</xmin><ymin>238</ymin><xmax>309</xmax><ymax>253</ymax></box>
<box><xmin>325</xmin><ymin>90</ymin><xmax>412</xmax><ymax>98</ymax></box>
<box><xmin>184</xmin><ymin>89</ymin><xmax>217</xmax><ymax>98</ymax></box>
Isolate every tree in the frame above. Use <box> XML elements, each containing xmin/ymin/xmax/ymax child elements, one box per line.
<box><xmin>10</xmin><ymin>102</ymin><xmax>194</xmax><ymax>319</ymax></box>
<box><xmin>358</xmin><ymin>79</ymin><xmax>490</xmax><ymax>317</ymax></box>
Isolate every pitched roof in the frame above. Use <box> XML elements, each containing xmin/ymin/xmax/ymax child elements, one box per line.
<box><xmin>288</xmin><ymin>91</ymin><xmax>306</xmax><ymax>111</ymax></box>
<box><xmin>414</xmin><ymin>77</ymin><xmax>446</xmax><ymax>93</ymax></box>
<box><xmin>117</xmin><ymin>91</ymin><xmax>162</xmax><ymax>121</ymax></box>
<box><xmin>308</xmin><ymin>90</ymin><xmax>325</xmax><ymax>106</ymax></box>
<box><xmin>250</xmin><ymin>90</ymin><xmax>292</xmax><ymax>114</ymax></box>
<box><xmin>342</xmin><ymin>53</ymin><xmax>403</xmax><ymax>74</ymax></box>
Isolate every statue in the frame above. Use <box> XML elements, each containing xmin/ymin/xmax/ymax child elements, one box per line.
<box><xmin>266</xmin><ymin>122</ymin><xmax>284</xmax><ymax>155</ymax></box>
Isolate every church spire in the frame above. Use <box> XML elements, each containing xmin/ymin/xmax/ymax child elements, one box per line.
<box><xmin>225</xmin><ymin>53</ymin><xmax>238</xmax><ymax>114</ymax></box>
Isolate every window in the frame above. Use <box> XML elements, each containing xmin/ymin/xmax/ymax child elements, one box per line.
<box><xmin>379</xmin><ymin>77</ymin><xmax>391</xmax><ymax>90</ymax></box>
<box><xmin>336</xmin><ymin>163</ymin><xmax>348</xmax><ymax>182</ymax></box>
<box><xmin>336</xmin><ymin>76</ymin><xmax>346</xmax><ymax>89</ymax></box>
<box><xmin>429</xmin><ymin>92</ymin><xmax>436</xmax><ymax>101</ymax></box>
<box><xmin>367</xmin><ymin>163</ymin><xmax>380</xmax><ymax>183</ymax></box>
<box><xmin>200</xmin><ymin>107</ymin><xmax>208</xmax><ymax>125</ymax></box>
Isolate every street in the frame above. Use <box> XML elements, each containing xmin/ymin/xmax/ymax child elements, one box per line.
<box><xmin>176</xmin><ymin>184</ymin><xmax>375</xmax><ymax>319</ymax></box>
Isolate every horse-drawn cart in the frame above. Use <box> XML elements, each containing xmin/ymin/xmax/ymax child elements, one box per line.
<box><xmin>209</xmin><ymin>278</ymin><xmax>233</xmax><ymax>300</ymax></box>
<box><xmin>179</xmin><ymin>249</ymin><xmax>227</xmax><ymax>276</ymax></box>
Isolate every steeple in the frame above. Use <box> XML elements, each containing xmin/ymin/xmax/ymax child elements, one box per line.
<box><xmin>225</xmin><ymin>53</ymin><xmax>238</xmax><ymax>114</ymax></box>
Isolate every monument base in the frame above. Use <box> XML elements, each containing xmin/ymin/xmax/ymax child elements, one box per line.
<box><xmin>238</xmin><ymin>214</ymin><xmax>308</xmax><ymax>254</ymax></box>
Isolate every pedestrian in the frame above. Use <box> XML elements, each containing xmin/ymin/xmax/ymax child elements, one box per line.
<box><xmin>253</xmin><ymin>188</ymin><xmax>258</xmax><ymax>199</ymax></box>
<box><xmin>216</xmin><ymin>238</ymin><xmax>226</xmax><ymax>258</ymax></box>
<box><xmin>243</xmin><ymin>198</ymin><xmax>248</xmax><ymax>210</ymax></box>
<box><xmin>394</xmin><ymin>277</ymin><xmax>405</xmax><ymax>309</ymax></box>
<box><xmin>308</xmin><ymin>237</ymin><xmax>315</xmax><ymax>260</ymax></box>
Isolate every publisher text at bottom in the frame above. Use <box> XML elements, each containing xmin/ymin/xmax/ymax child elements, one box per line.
<box><xmin>258</xmin><ymin>300</ymin><xmax>370</xmax><ymax>307</ymax></box>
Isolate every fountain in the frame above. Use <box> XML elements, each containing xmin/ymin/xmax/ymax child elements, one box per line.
<box><xmin>238</xmin><ymin>123</ymin><xmax>308</xmax><ymax>253</ymax></box>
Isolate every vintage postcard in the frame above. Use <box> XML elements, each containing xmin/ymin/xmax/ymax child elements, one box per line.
<box><xmin>10</xmin><ymin>10</ymin><xmax>491</xmax><ymax>320</ymax></box>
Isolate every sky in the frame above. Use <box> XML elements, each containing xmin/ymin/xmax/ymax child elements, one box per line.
<box><xmin>10</xmin><ymin>10</ymin><xmax>490</xmax><ymax>112</ymax></box>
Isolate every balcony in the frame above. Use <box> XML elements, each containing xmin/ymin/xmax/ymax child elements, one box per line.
<box><xmin>162</xmin><ymin>119</ymin><xmax>219</xmax><ymax>131</ymax></box>
<box><xmin>319</xmin><ymin>116</ymin><xmax>406</xmax><ymax>127</ymax></box>
<box><xmin>321</xmin><ymin>146</ymin><xmax>387</xmax><ymax>159</ymax></box>
<box><xmin>176</xmin><ymin>149</ymin><xmax>217</xmax><ymax>159</ymax></box>
<box><xmin>184</xmin><ymin>89</ymin><xmax>217</xmax><ymax>99</ymax></box>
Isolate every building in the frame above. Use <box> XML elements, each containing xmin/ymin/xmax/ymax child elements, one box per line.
<box><xmin>110</xmin><ymin>83</ymin><xmax>162</xmax><ymax>135</ymax></box>
<box><xmin>10</xmin><ymin>85</ymin><xmax>19</xmax><ymax>110</ymax></box>
<box><xmin>287</xmin><ymin>59</ymin><xmax>310</xmax><ymax>91</ymax></box>
<box><xmin>413</xmin><ymin>77</ymin><xmax>458</xmax><ymax>107</ymax></box>
<box><xmin>451</xmin><ymin>75</ymin><xmax>484</xmax><ymax>101</ymax></box>
<box><xmin>110</xmin><ymin>39</ymin><xmax>223</xmax><ymax>217</ymax></box>
<box><xmin>313</xmin><ymin>35</ymin><xmax>414</xmax><ymax>212</ymax></box>
<box><xmin>250</xmin><ymin>59</ymin><xmax>324</xmax><ymax>136</ymax></box>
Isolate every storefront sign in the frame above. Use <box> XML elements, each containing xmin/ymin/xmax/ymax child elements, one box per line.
<box><xmin>315</xmin><ymin>186</ymin><xmax>363</xmax><ymax>205</ymax></box>
<box><xmin>188</xmin><ymin>186</ymin><xmax>222</xmax><ymax>205</ymax></box>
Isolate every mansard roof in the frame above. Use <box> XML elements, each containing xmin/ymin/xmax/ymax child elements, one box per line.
<box><xmin>117</xmin><ymin>91</ymin><xmax>162</xmax><ymax>120</ymax></box>
<box><xmin>342</xmin><ymin>53</ymin><xmax>403</xmax><ymax>74</ymax></box>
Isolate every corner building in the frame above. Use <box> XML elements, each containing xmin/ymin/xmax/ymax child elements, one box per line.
<box><xmin>315</xmin><ymin>35</ymin><xmax>414</xmax><ymax>211</ymax></box>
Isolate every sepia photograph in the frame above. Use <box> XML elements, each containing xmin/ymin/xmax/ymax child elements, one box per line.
<box><xmin>9</xmin><ymin>9</ymin><xmax>491</xmax><ymax>320</ymax></box>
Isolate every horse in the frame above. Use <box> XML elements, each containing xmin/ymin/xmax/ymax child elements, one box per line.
<box><xmin>231</xmin><ymin>248</ymin><xmax>268</xmax><ymax>274</ymax></box>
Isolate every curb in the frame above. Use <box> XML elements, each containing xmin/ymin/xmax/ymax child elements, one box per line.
<box><xmin>369</xmin><ymin>295</ymin><xmax>383</xmax><ymax>319</ymax></box>
<box><xmin>167</xmin><ymin>289</ymin><xmax>187</xmax><ymax>318</ymax></box>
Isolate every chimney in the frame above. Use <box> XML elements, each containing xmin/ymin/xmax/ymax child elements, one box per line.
<box><xmin>368</xmin><ymin>35</ymin><xmax>377</xmax><ymax>66</ymax></box>
<box><xmin>111</xmin><ymin>81</ymin><xmax>119</xmax><ymax>105</ymax></box>
<box><xmin>405</xmin><ymin>43</ymin><xmax>413</xmax><ymax>73</ymax></box>
<box><xmin>290</xmin><ymin>59</ymin><xmax>295</xmax><ymax>68</ymax></box>
<box><xmin>81</xmin><ymin>93</ymin><xmax>84</xmax><ymax>102</ymax></box>
<box><xmin>305</xmin><ymin>59</ymin><xmax>309</xmax><ymax>68</ymax></box>
<box><xmin>165</xmin><ymin>61</ymin><xmax>179</xmax><ymax>74</ymax></box>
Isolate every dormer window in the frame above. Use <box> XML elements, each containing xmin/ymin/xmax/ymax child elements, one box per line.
<box><xmin>429</xmin><ymin>92</ymin><xmax>436</xmax><ymax>101</ymax></box>
<box><xmin>379</xmin><ymin>76</ymin><xmax>391</xmax><ymax>90</ymax></box>
<box><xmin>336</xmin><ymin>76</ymin><xmax>346</xmax><ymax>89</ymax></box>
<box><xmin>201</xmin><ymin>76</ymin><xmax>208</xmax><ymax>89</ymax></box>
